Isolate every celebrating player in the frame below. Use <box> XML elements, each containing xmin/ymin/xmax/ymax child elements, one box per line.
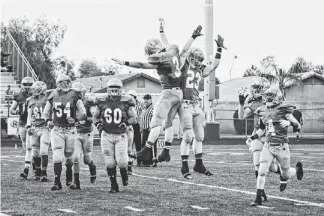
<box><xmin>42</xmin><ymin>74</ymin><xmax>87</xmax><ymax>191</ymax></box>
<box><xmin>25</xmin><ymin>81</ymin><xmax>50</xmax><ymax>182</ymax></box>
<box><xmin>248</xmin><ymin>87</ymin><xmax>304</xmax><ymax>206</ymax></box>
<box><xmin>112</xmin><ymin>23</ymin><xmax>203</xmax><ymax>162</ymax></box>
<box><xmin>69</xmin><ymin>82</ymin><xmax>97</xmax><ymax>190</ymax></box>
<box><xmin>92</xmin><ymin>78</ymin><xmax>137</xmax><ymax>193</ymax></box>
<box><xmin>10</xmin><ymin>76</ymin><xmax>36</xmax><ymax>179</ymax></box>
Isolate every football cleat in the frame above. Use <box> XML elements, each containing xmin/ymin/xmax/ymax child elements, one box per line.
<box><xmin>70</xmin><ymin>182</ymin><xmax>81</xmax><ymax>190</ymax></box>
<box><xmin>136</xmin><ymin>146</ymin><xmax>151</xmax><ymax>161</ymax></box>
<box><xmin>20</xmin><ymin>168</ymin><xmax>29</xmax><ymax>179</ymax></box>
<box><xmin>51</xmin><ymin>181</ymin><xmax>62</xmax><ymax>191</ymax></box>
<box><xmin>152</xmin><ymin>158</ymin><xmax>158</xmax><ymax>167</ymax></box>
<box><xmin>109</xmin><ymin>183</ymin><xmax>119</xmax><ymax>193</ymax></box>
<box><xmin>89</xmin><ymin>164</ymin><xmax>97</xmax><ymax>184</ymax></box>
<box><xmin>262</xmin><ymin>190</ymin><xmax>268</xmax><ymax>202</ymax></box>
<box><xmin>181</xmin><ymin>167</ymin><xmax>193</xmax><ymax>180</ymax></box>
<box><xmin>279</xmin><ymin>176</ymin><xmax>287</xmax><ymax>192</ymax></box>
<box><xmin>40</xmin><ymin>170</ymin><xmax>48</xmax><ymax>182</ymax></box>
<box><xmin>250</xmin><ymin>189</ymin><xmax>262</xmax><ymax>207</ymax></box>
<box><xmin>193</xmin><ymin>163</ymin><xmax>213</xmax><ymax>176</ymax></box>
<box><xmin>157</xmin><ymin>149</ymin><xmax>171</xmax><ymax>163</ymax></box>
<box><xmin>296</xmin><ymin>162</ymin><xmax>303</xmax><ymax>180</ymax></box>
<box><xmin>35</xmin><ymin>168</ymin><xmax>41</xmax><ymax>181</ymax></box>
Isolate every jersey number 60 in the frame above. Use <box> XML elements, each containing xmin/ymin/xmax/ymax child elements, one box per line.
<box><xmin>104</xmin><ymin>108</ymin><xmax>122</xmax><ymax>124</ymax></box>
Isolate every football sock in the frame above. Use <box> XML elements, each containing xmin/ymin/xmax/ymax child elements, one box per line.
<box><xmin>41</xmin><ymin>155</ymin><xmax>48</xmax><ymax>170</ymax></box>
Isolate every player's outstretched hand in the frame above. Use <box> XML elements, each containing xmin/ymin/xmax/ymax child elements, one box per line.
<box><xmin>214</xmin><ymin>35</ymin><xmax>226</xmax><ymax>49</ymax></box>
<box><xmin>111</xmin><ymin>58</ymin><xmax>125</xmax><ymax>65</ymax></box>
<box><xmin>159</xmin><ymin>17</ymin><xmax>165</xmax><ymax>32</ymax></box>
<box><xmin>192</xmin><ymin>25</ymin><xmax>203</xmax><ymax>39</ymax></box>
<box><xmin>279</xmin><ymin>120</ymin><xmax>290</xmax><ymax>128</ymax></box>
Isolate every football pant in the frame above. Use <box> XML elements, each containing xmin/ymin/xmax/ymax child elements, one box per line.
<box><xmin>250</xmin><ymin>139</ymin><xmax>264</xmax><ymax>171</ymax></box>
<box><xmin>73</xmin><ymin>132</ymin><xmax>94</xmax><ymax>173</ymax></box>
<box><xmin>30</xmin><ymin>127</ymin><xmax>50</xmax><ymax>158</ymax></box>
<box><xmin>101</xmin><ymin>131</ymin><xmax>128</xmax><ymax>169</ymax></box>
<box><xmin>51</xmin><ymin>126</ymin><xmax>76</xmax><ymax>165</ymax></box>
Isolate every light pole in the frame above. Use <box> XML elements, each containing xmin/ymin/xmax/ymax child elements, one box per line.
<box><xmin>229</xmin><ymin>55</ymin><xmax>237</xmax><ymax>80</ymax></box>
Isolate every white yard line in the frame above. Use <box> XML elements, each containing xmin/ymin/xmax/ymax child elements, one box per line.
<box><xmin>132</xmin><ymin>173</ymin><xmax>324</xmax><ymax>208</ymax></box>
<box><xmin>304</xmin><ymin>168</ymin><xmax>324</xmax><ymax>172</ymax></box>
<box><xmin>124</xmin><ymin>206</ymin><xmax>145</xmax><ymax>212</ymax></box>
<box><xmin>0</xmin><ymin>213</ymin><xmax>12</xmax><ymax>216</ymax></box>
<box><xmin>57</xmin><ymin>209</ymin><xmax>77</xmax><ymax>213</ymax></box>
<box><xmin>189</xmin><ymin>205</ymin><xmax>210</xmax><ymax>210</ymax></box>
<box><xmin>257</xmin><ymin>206</ymin><xmax>275</xmax><ymax>209</ymax></box>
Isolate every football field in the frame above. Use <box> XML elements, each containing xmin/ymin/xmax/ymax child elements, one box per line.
<box><xmin>1</xmin><ymin>144</ymin><xmax>324</xmax><ymax>216</ymax></box>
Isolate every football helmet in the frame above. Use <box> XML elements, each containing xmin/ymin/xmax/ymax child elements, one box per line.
<box><xmin>21</xmin><ymin>77</ymin><xmax>34</xmax><ymax>93</ymax></box>
<box><xmin>107</xmin><ymin>78</ymin><xmax>123</xmax><ymax>97</ymax></box>
<box><xmin>56</xmin><ymin>74</ymin><xmax>71</xmax><ymax>92</ymax></box>
<box><xmin>30</xmin><ymin>81</ymin><xmax>47</xmax><ymax>96</ymax></box>
<box><xmin>250</xmin><ymin>77</ymin><xmax>270</xmax><ymax>98</ymax></box>
<box><xmin>128</xmin><ymin>90</ymin><xmax>137</xmax><ymax>98</ymax></box>
<box><xmin>144</xmin><ymin>38</ymin><xmax>163</xmax><ymax>57</ymax></box>
<box><xmin>72</xmin><ymin>82</ymin><xmax>87</xmax><ymax>98</ymax></box>
<box><xmin>187</xmin><ymin>47</ymin><xmax>204</xmax><ymax>68</ymax></box>
<box><xmin>264</xmin><ymin>87</ymin><xmax>283</xmax><ymax>107</ymax></box>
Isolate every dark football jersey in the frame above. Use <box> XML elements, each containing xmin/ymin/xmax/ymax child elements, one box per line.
<box><xmin>76</xmin><ymin>95</ymin><xmax>94</xmax><ymax>134</ymax></box>
<box><xmin>147</xmin><ymin>44</ymin><xmax>182</xmax><ymax>89</ymax></box>
<box><xmin>13</xmin><ymin>90</ymin><xmax>29</xmax><ymax>126</ymax></box>
<box><xmin>47</xmin><ymin>89</ymin><xmax>82</xmax><ymax>127</ymax></box>
<box><xmin>257</xmin><ymin>103</ymin><xmax>294</xmax><ymax>144</ymax></box>
<box><xmin>27</xmin><ymin>94</ymin><xmax>47</xmax><ymax>127</ymax></box>
<box><xmin>244</xmin><ymin>97</ymin><xmax>264</xmax><ymax>130</ymax></box>
<box><xmin>96</xmin><ymin>96</ymin><xmax>135</xmax><ymax>134</ymax></box>
<box><xmin>181</xmin><ymin>62</ymin><xmax>203</xmax><ymax>101</ymax></box>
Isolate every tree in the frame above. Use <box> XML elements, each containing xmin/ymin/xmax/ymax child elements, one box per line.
<box><xmin>1</xmin><ymin>17</ymin><xmax>67</xmax><ymax>88</ymax></box>
<box><xmin>313</xmin><ymin>65</ymin><xmax>324</xmax><ymax>75</ymax></box>
<box><xmin>54</xmin><ymin>56</ymin><xmax>76</xmax><ymax>80</ymax></box>
<box><xmin>78</xmin><ymin>59</ymin><xmax>102</xmax><ymax>78</ymax></box>
<box><xmin>243</xmin><ymin>65</ymin><xmax>262</xmax><ymax>77</ymax></box>
<box><xmin>259</xmin><ymin>56</ymin><xmax>302</xmax><ymax>98</ymax></box>
<box><xmin>99</xmin><ymin>59</ymin><xmax>122</xmax><ymax>75</ymax></box>
<box><xmin>288</xmin><ymin>57</ymin><xmax>313</xmax><ymax>74</ymax></box>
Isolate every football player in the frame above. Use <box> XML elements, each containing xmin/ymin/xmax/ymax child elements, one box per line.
<box><xmin>156</xmin><ymin>25</ymin><xmax>225</xmax><ymax>178</ymax></box>
<box><xmin>69</xmin><ymin>82</ymin><xmax>97</xmax><ymax>190</ymax></box>
<box><xmin>26</xmin><ymin>81</ymin><xmax>50</xmax><ymax>182</ymax></box>
<box><xmin>9</xmin><ymin>76</ymin><xmax>36</xmax><ymax>179</ymax></box>
<box><xmin>42</xmin><ymin>74</ymin><xmax>87</xmax><ymax>191</ymax></box>
<box><xmin>92</xmin><ymin>78</ymin><xmax>136</xmax><ymax>193</ymax></box>
<box><xmin>248</xmin><ymin>87</ymin><xmax>303</xmax><ymax>206</ymax></box>
<box><xmin>112</xmin><ymin>24</ymin><xmax>203</xmax><ymax>162</ymax></box>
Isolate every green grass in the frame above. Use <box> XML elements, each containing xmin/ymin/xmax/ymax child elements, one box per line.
<box><xmin>1</xmin><ymin>144</ymin><xmax>324</xmax><ymax>216</ymax></box>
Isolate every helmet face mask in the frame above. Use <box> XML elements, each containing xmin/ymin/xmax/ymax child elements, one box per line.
<box><xmin>107</xmin><ymin>78</ymin><xmax>123</xmax><ymax>98</ymax></box>
<box><xmin>264</xmin><ymin>87</ymin><xmax>283</xmax><ymax>107</ymax></box>
<box><xmin>21</xmin><ymin>77</ymin><xmax>34</xmax><ymax>94</ymax></box>
<box><xmin>187</xmin><ymin>48</ymin><xmax>204</xmax><ymax>68</ymax></box>
<box><xmin>30</xmin><ymin>81</ymin><xmax>47</xmax><ymax>97</ymax></box>
<box><xmin>144</xmin><ymin>38</ymin><xmax>163</xmax><ymax>57</ymax></box>
<box><xmin>56</xmin><ymin>74</ymin><xmax>72</xmax><ymax>92</ymax></box>
<box><xmin>250</xmin><ymin>77</ymin><xmax>270</xmax><ymax>98</ymax></box>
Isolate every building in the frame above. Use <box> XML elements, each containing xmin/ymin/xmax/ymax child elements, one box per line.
<box><xmin>74</xmin><ymin>72</ymin><xmax>162</xmax><ymax>94</ymax></box>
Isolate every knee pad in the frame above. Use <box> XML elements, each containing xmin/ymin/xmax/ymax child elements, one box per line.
<box><xmin>195</xmin><ymin>134</ymin><xmax>204</xmax><ymax>142</ymax></box>
<box><xmin>32</xmin><ymin>149</ymin><xmax>40</xmax><ymax>158</ymax></box>
<box><xmin>251</xmin><ymin>139</ymin><xmax>263</xmax><ymax>152</ymax></box>
<box><xmin>150</xmin><ymin>116</ymin><xmax>162</xmax><ymax>129</ymax></box>
<box><xmin>105</xmin><ymin>156</ymin><xmax>116</xmax><ymax>169</ymax></box>
<box><xmin>83</xmin><ymin>154</ymin><xmax>92</xmax><ymax>165</ymax></box>
<box><xmin>253</xmin><ymin>151</ymin><xmax>261</xmax><ymax>167</ymax></box>
<box><xmin>53</xmin><ymin>151</ymin><xmax>63</xmax><ymax>163</ymax></box>
<box><xmin>281</xmin><ymin>168</ymin><xmax>290</xmax><ymax>180</ymax></box>
<box><xmin>183</xmin><ymin>130</ymin><xmax>194</xmax><ymax>144</ymax></box>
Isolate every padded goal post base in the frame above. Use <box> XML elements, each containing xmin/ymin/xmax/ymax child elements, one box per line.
<box><xmin>204</xmin><ymin>122</ymin><xmax>220</xmax><ymax>142</ymax></box>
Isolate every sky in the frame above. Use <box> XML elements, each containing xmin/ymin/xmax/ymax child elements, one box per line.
<box><xmin>1</xmin><ymin>0</ymin><xmax>323</xmax><ymax>82</ymax></box>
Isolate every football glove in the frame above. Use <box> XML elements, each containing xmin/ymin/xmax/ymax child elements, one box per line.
<box><xmin>159</xmin><ymin>17</ymin><xmax>165</xmax><ymax>33</ymax></box>
<box><xmin>214</xmin><ymin>34</ymin><xmax>227</xmax><ymax>49</ymax></box>
<box><xmin>192</xmin><ymin>25</ymin><xmax>203</xmax><ymax>39</ymax></box>
<box><xmin>66</xmin><ymin>117</ymin><xmax>76</xmax><ymax>124</ymax></box>
<box><xmin>46</xmin><ymin>120</ymin><xmax>54</xmax><ymax>129</ymax></box>
<box><xmin>95</xmin><ymin>122</ymin><xmax>103</xmax><ymax>132</ymax></box>
<box><xmin>26</xmin><ymin>125</ymin><xmax>34</xmax><ymax>136</ymax></box>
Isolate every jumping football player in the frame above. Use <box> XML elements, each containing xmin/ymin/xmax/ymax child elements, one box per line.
<box><xmin>26</xmin><ymin>81</ymin><xmax>50</xmax><ymax>182</ymax></box>
<box><xmin>112</xmin><ymin>23</ymin><xmax>203</xmax><ymax>162</ymax></box>
<box><xmin>93</xmin><ymin>78</ymin><xmax>137</xmax><ymax>193</ymax></box>
<box><xmin>10</xmin><ymin>76</ymin><xmax>36</xmax><ymax>179</ymax></box>
<box><xmin>248</xmin><ymin>87</ymin><xmax>304</xmax><ymax>206</ymax></box>
<box><xmin>69</xmin><ymin>82</ymin><xmax>97</xmax><ymax>190</ymax></box>
<box><xmin>42</xmin><ymin>74</ymin><xmax>87</xmax><ymax>191</ymax></box>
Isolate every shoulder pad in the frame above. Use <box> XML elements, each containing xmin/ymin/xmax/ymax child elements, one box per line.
<box><xmin>121</xmin><ymin>95</ymin><xmax>135</xmax><ymax>106</ymax></box>
<box><xmin>93</xmin><ymin>93</ymin><xmax>107</xmax><ymax>104</ymax></box>
<box><xmin>83</xmin><ymin>94</ymin><xmax>95</xmax><ymax>106</ymax></box>
<box><xmin>45</xmin><ymin>89</ymin><xmax>54</xmax><ymax>98</ymax></box>
<box><xmin>46</xmin><ymin>89</ymin><xmax>57</xmax><ymax>100</ymax></box>
<box><xmin>147</xmin><ymin>53</ymin><xmax>162</xmax><ymax>64</ymax></box>
<box><xmin>278</xmin><ymin>103</ymin><xmax>294</xmax><ymax>114</ymax></box>
<box><xmin>12</xmin><ymin>90</ymin><xmax>21</xmax><ymax>101</ymax></box>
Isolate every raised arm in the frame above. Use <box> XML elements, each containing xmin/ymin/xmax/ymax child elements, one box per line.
<box><xmin>180</xmin><ymin>25</ymin><xmax>203</xmax><ymax>60</ymax></box>
<box><xmin>202</xmin><ymin>35</ymin><xmax>224</xmax><ymax>78</ymax></box>
<box><xmin>159</xmin><ymin>18</ymin><xmax>170</xmax><ymax>47</ymax></box>
<box><xmin>111</xmin><ymin>58</ymin><xmax>158</xmax><ymax>69</ymax></box>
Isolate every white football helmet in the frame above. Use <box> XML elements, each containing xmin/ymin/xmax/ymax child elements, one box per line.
<box><xmin>144</xmin><ymin>38</ymin><xmax>163</xmax><ymax>57</ymax></box>
<box><xmin>264</xmin><ymin>87</ymin><xmax>283</xmax><ymax>107</ymax></box>
<box><xmin>56</xmin><ymin>74</ymin><xmax>72</xmax><ymax>92</ymax></box>
<box><xmin>107</xmin><ymin>78</ymin><xmax>123</xmax><ymax>97</ymax></box>
<box><xmin>250</xmin><ymin>77</ymin><xmax>270</xmax><ymax>99</ymax></box>
<box><xmin>72</xmin><ymin>82</ymin><xmax>86</xmax><ymax>98</ymax></box>
<box><xmin>21</xmin><ymin>76</ymin><xmax>34</xmax><ymax>93</ymax></box>
<box><xmin>187</xmin><ymin>47</ymin><xmax>204</xmax><ymax>68</ymax></box>
<box><xmin>128</xmin><ymin>90</ymin><xmax>137</xmax><ymax>98</ymax></box>
<box><xmin>30</xmin><ymin>81</ymin><xmax>47</xmax><ymax>96</ymax></box>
